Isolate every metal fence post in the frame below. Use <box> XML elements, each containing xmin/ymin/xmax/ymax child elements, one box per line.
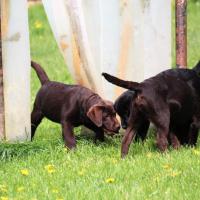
<box><xmin>176</xmin><ymin>0</ymin><xmax>187</xmax><ymax>68</ymax></box>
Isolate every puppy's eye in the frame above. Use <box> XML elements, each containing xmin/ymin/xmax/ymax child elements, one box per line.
<box><xmin>137</xmin><ymin>95</ymin><xmax>144</xmax><ymax>101</ymax></box>
<box><xmin>103</xmin><ymin>112</ymin><xmax>109</xmax><ymax>118</ymax></box>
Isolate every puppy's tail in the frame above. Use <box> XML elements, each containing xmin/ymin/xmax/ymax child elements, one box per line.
<box><xmin>193</xmin><ymin>60</ymin><xmax>200</xmax><ymax>76</ymax></box>
<box><xmin>31</xmin><ymin>61</ymin><xmax>49</xmax><ymax>85</ymax></box>
<box><xmin>102</xmin><ymin>73</ymin><xmax>140</xmax><ymax>91</ymax></box>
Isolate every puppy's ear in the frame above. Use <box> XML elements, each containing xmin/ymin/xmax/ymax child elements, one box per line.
<box><xmin>87</xmin><ymin>105</ymin><xmax>103</xmax><ymax>127</ymax></box>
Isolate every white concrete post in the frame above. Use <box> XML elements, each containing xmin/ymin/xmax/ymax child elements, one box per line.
<box><xmin>65</xmin><ymin>0</ymin><xmax>103</xmax><ymax>95</ymax></box>
<box><xmin>116</xmin><ymin>0</ymin><xmax>171</xmax><ymax>96</ymax></box>
<box><xmin>42</xmin><ymin>0</ymin><xmax>90</xmax><ymax>89</ymax></box>
<box><xmin>1</xmin><ymin>0</ymin><xmax>31</xmax><ymax>141</ymax></box>
<box><xmin>43</xmin><ymin>0</ymin><xmax>171</xmax><ymax>101</ymax></box>
<box><xmin>99</xmin><ymin>0</ymin><xmax>120</xmax><ymax>100</ymax></box>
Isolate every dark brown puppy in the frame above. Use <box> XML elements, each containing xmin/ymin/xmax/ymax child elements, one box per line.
<box><xmin>114</xmin><ymin>90</ymin><xmax>150</xmax><ymax>141</ymax></box>
<box><xmin>102</xmin><ymin>63</ymin><xmax>200</xmax><ymax>157</ymax></box>
<box><xmin>31</xmin><ymin>61</ymin><xmax>120</xmax><ymax>149</ymax></box>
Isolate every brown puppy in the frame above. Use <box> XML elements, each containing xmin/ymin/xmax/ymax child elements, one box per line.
<box><xmin>102</xmin><ymin>65</ymin><xmax>200</xmax><ymax>157</ymax></box>
<box><xmin>114</xmin><ymin>90</ymin><xmax>150</xmax><ymax>141</ymax></box>
<box><xmin>31</xmin><ymin>61</ymin><xmax>120</xmax><ymax>149</ymax></box>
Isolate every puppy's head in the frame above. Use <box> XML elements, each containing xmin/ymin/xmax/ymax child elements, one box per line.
<box><xmin>114</xmin><ymin>90</ymin><xmax>136</xmax><ymax>129</ymax></box>
<box><xmin>87</xmin><ymin>101</ymin><xmax>120</xmax><ymax>134</ymax></box>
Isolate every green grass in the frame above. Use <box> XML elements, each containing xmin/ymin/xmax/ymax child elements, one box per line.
<box><xmin>172</xmin><ymin>1</ymin><xmax>200</xmax><ymax>67</ymax></box>
<box><xmin>0</xmin><ymin>2</ymin><xmax>200</xmax><ymax>200</ymax></box>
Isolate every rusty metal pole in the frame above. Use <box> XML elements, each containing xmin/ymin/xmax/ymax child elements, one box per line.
<box><xmin>0</xmin><ymin>1</ymin><xmax>5</xmax><ymax>139</ymax></box>
<box><xmin>176</xmin><ymin>0</ymin><xmax>187</xmax><ymax>68</ymax></box>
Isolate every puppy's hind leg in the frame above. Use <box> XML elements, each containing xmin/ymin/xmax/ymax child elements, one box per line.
<box><xmin>188</xmin><ymin>121</ymin><xmax>199</xmax><ymax>146</ymax></box>
<box><xmin>153</xmin><ymin>109</ymin><xmax>170</xmax><ymax>152</ymax></box>
<box><xmin>31</xmin><ymin>106</ymin><xmax>44</xmax><ymax>140</ymax></box>
<box><xmin>169</xmin><ymin>131</ymin><xmax>180</xmax><ymax>150</ymax></box>
<box><xmin>121</xmin><ymin>126</ymin><xmax>136</xmax><ymax>158</ymax></box>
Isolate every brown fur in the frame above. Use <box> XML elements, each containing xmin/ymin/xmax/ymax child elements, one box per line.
<box><xmin>102</xmin><ymin>61</ymin><xmax>200</xmax><ymax>157</ymax></box>
<box><xmin>31</xmin><ymin>61</ymin><xmax>120</xmax><ymax>149</ymax></box>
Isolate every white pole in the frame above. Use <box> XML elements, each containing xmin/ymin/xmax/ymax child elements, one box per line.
<box><xmin>65</xmin><ymin>0</ymin><xmax>103</xmax><ymax>96</ymax></box>
<box><xmin>0</xmin><ymin>1</ymin><xmax>4</xmax><ymax>139</ymax></box>
<box><xmin>100</xmin><ymin>0</ymin><xmax>120</xmax><ymax>100</ymax></box>
<box><xmin>42</xmin><ymin>0</ymin><xmax>91</xmax><ymax>89</ymax></box>
<box><xmin>1</xmin><ymin>0</ymin><xmax>31</xmax><ymax>141</ymax></box>
<box><xmin>116</xmin><ymin>0</ymin><xmax>171</xmax><ymax>97</ymax></box>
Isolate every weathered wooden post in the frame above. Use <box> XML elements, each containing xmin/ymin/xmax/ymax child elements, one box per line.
<box><xmin>176</xmin><ymin>0</ymin><xmax>187</xmax><ymax>68</ymax></box>
<box><xmin>1</xmin><ymin>0</ymin><xmax>31</xmax><ymax>141</ymax></box>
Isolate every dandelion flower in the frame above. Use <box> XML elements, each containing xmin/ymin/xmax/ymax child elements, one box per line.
<box><xmin>78</xmin><ymin>169</ymin><xmax>85</xmax><ymax>176</ymax></box>
<box><xmin>52</xmin><ymin>189</ymin><xmax>59</xmax><ymax>194</ymax></box>
<box><xmin>105</xmin><ymin>177</ymin><xmax>115</xmax><ymax>183</ymax></box>
<box><xmin>44</xmin><ymin>164</ymin><xmax>56</xmax><ymax>174</ymax></box>
<box><xmin>0</xmin><ymin>197</ymin><xmax>8</xmax><ymax>200</ymax></box>
<box><xmin>20</xmin><ymin>169</ymin><xmax>29</xmax><ymax>176</ymax></box>
<box><xmin>34</xmin><ymin>20</ymin><xmax>43</xmax><ymax>29</ymax></box>
<box><xmin>56</xmin><ymin>198</ymin><xmax>64</xmax><ymax>200</ymax></box>
<box><xmin>111</xmin><ymin>158</ymin><xmax>118</xmax><ymax>164</ymax></box>
<box><xmin>146</xmin><ymin>153</ymin><xmax>152</xmax><ymax>158</ymax></box>
<box><xmin>170</xmin><ymin>171</ymin><xmax>181</xmax><ymax>177</ymax></box>
<box><xmin>192</xmin><ymin>149</ymin><xmax>200</xmax><ymax>155</ymax></box>
<box><xmin>163</xmin><ymin>164</ymin><xmax>171</xmax><ymax>170</ymax></box>
<box><xmin>17</xmin><ymin>187</ymin><xmax>24</xmax><ymax>192</ymax></box>
<box><xmin>0</xmin><ymin>185</ymin><xmax>7</xmax><ymax>193</ymax></box>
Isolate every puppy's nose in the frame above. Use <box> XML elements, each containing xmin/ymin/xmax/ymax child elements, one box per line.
<box><xmin>116</xmin><ymin>125</ymin><xmax>121</xmax><ymax>133</ymax></box>
<box><xmin>122</xmin><ymin>124</ymin><xmax>127</xmax><ymax>129</ymax></box>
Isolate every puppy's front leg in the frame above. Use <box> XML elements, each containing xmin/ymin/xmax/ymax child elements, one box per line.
<box><xmin>94</xmin><ymin>129</ymin><xmax>105</xmax><ymax>143</ymax></box>
<box><xmin>61</xmin><ymin>121</ymin><xmax>76</xmax><ymax>149</ymax></box>
<box><xmin>121</xmin><ymin>126</ymin><xmax>136</xmax><ymax>158</ymax></box>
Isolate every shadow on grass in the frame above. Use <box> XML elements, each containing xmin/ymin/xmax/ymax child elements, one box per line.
<box><xmin>76</xmin><ymin>127</ymin><xmax>124</xmax><ymax>148</ymax></box>
<box><xmin>0</xmin><ymin>139</ymin><xmax>63</xmax><ymax>161</ymax></box>
<box><xmin>2</xmin><ymin>127</ymin><xmax>196</xmax><ymax>160</ymax></box>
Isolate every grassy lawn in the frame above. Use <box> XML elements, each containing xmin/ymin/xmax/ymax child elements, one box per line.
<box><xmin>0</xmin><ymin>2</ymin><xmax>200</xmax><ymax>200</ymax></box>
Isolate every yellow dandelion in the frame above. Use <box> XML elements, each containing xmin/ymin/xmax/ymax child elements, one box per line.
<box><xmin>17</xmin><ymin>187</ymin><xmax>25</xmax><ymax>192</ymax></box>
<box><xmin>44</xmin><ymin>164</ymin><xmax>56</xmax><ymax>174</ymax></box>
<box><xmin>146</xmin><ymin>152</ymin><xmax>153</xmax><ymax>158</ymax></box>
<box><xmin>0</xmin><ymin>185</ymin><xmax>7</xmax><ymax>193</ymax></box>
<box><xmin>192</xmin><ymin>149</ymin><xmax>200</xmax><ymax>155</ymax></box>
<box><xmin>163</xmin><ymin>164</ymin><xmax>171</xmax><ymax>170</ymax></box>
<box><xmin>34</xmin><ymin>20</ymin><xmax>43</xmax><ymax>29</ymax></box>
<box><xmin>56</xmin><ymin>198</ymin><xmax>64</xmax><ymax>200</ymax></box>
<box><xmin>170</xmin><ymin>171</ymin><xmax>181</xmax><ymax>177</ymax></box>
<box><xmin>111</xmin><ymin>158</ymin><xmax>118</xmax><ymax>164</ymax></box>
<box><xmin>78</xmin><ymin>169</ymin><xmax>86</xmax><ymax>176</ymax></box>
<box><xmin>20</xmin><ymin>169</ymin><xmax>29</xmax><ymax>176</ymax></box>
<box><xmin>105</xmin><ymin>177</ymin><xmax>115</xmax><ymax>183</ymax></box>
<box><xmin>0</xmin><ymin>197</ymin><xmax>8</xmax><ymax>200</ymax></box>
<box><xmin>52</xmin><ymin>189</ymin><xmax>59</xmax><ymax>194</ymax></box>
